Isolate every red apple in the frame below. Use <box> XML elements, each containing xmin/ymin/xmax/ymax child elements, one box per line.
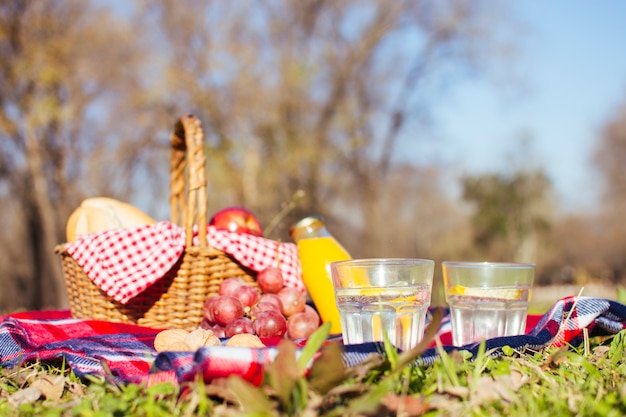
<box><xmin>209</xmin><ymin>206</ymin><xmax>263</xmax><ymax>237</ymax></box>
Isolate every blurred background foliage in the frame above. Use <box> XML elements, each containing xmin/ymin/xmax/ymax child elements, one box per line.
<box><xmin>0</xmin><ymin>0</ymin><xmax>624</xmax><ymax>311</ymax></box>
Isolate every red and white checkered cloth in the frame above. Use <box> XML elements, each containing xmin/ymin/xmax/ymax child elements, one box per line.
<box><xmin>64</xmin><ymin>221</ymin><xmax>304</xmax><ymax>304</ymax></box>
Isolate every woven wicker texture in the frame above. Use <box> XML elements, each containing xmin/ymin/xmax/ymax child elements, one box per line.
<box><xmin>57</xmin><ymin>114</ymin><xmax>257</xmax><ymax>330</ymax></box>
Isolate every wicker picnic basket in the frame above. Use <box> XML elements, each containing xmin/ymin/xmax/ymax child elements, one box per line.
<box><xmin>56</xmin><ymin>114</ymin><xmax>257</xmax><ymax>330</ymax></box>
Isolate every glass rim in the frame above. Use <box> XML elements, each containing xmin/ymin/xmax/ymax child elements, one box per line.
<box><xmin>442</xmin><ymin>261</ymin><xmax>535</xmax><ymax>269</ymax></box>
<box><xmin>331</xmin><ymin>258</ymin><xmax>434</xmax><ymax>268</ymax></box>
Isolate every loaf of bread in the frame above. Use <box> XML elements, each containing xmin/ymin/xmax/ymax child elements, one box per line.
<box><xmin>66</xmin><ymin>197</ymin><xmax>157</xmax><ymax>242</ymax></box>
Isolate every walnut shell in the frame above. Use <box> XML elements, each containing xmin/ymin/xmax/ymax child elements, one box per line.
<box><xmin>184</xmin><ymin>328</ymin><xmax>220</xmax><ymax>351</ymax></box>
<box><xmin>203</xmin><ymin>334</ymin><xmax>221</xmax><ymax>347</ymax></box>
<box><xmin>166</xmin><ymin>341</ymin><xmax>193</xmax><ymax>352</ymax></box>
<box><xmin>154</xmin><ymin>329</ymin><xmax>190</xmax><ymax>352</ymax></box>
<box><xmin>225</xmin><ymin>333</ymin><xmax>266</xmax><ymax>348</ymax></box>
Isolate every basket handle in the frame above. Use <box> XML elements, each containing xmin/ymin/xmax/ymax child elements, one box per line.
<box><xmin>170</xmin><ymin>114</ymin><xmax>208</xmax><ymax>248</ymax></box>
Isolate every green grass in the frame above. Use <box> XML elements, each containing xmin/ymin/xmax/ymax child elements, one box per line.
<box><xmin>1</xmin><ymin>321</ymin><xmax>625</xmax><ymax>416</ymax></box>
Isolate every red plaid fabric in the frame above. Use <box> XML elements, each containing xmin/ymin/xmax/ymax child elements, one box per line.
<box><xmin>0</xmin><ymin>310</ymin><xmax>159</xmax><ymax>382</ymax></box>
<box><xmin>65</xmin><ymin>222</ymin><xmax>304</xmax><ymax>304</ymax></box>
<box><xmin>1</xmin><ymin>297</ymin><xmax>625</xmax><ymax>387</ymax></box>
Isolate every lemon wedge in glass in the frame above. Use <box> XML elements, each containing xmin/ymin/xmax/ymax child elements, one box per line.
<box><xmin>359</xmin><ymin>287</ymin><xmax>385</xmax><ymax>296</ymax></box>
<box><xmin>354</xmin><ymin>287</ymin><xmax>418</xmax><ymax>303</ymax></box>
<box><xmin>448</xmin><ymin>285</ymin><xmax>523</xmax><ymax>300</ymax></box>
<box><xmin>448</xmin><ymin>285</ymin><xmax>466</xmax><ymax>295</ymax></box>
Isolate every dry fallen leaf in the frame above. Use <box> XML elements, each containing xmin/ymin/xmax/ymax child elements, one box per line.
<box><xmin>470</xmin><ymin>376</ymin><xmax>501</xmax><ymax>406</ymax></box>
<box><xmin>3</xmin><ymin>367</ymin><xmax>38</xmax><ymax>387</ymax></box>
<box><xmin>495</xmin><ymin>368</ymin><xmax>527</xmax><ymax>393</ymax></box>
<box><xmin>427</xmin><ymin>393</ymin><xmax>465</xmax><ymax>415</ymax></box>
<box><xmin>8</xmin><ymin>386</ymin><xmax>42</xmax><ymax>407</ymax></box>
<box><xmin>67</xmin><ymin>380</ymin><xmax>85</xmax><ymax>397</ymax></box>
<box><xmin>592</xmin><ymin>345</ymin><xmax>610</xmax><ymax>359</ymax></box>
<box><xmin>346</xmin><ymin>353</ymin><xmax>386</xmax><ymax>381</ymax></box>
<box><xmin>541</xmin><ymin>345</ymin><xmax>569</xmax><ymax>369</ymax></box>
<box><xmin>202</xmin><ymin>378</ymin><xmax>240</xmax><ymax>404</ymax></box>
<box><xmin>383</xmin><ymin>393</ymin><xmax>431</xmax><ymax>416</ymax></box>
<box><xmin>30</xmin><ymin>374</ymin><xmax>66</xmax><ymax>400</ymax></box>
<box><xmin>308</xmin><ymin>341</ymin><xmax>347</xmax><ymax>395</ymax></box>
<box><xmin>443</xmin><ymin>385</ymin><xmax>469</xmax><ymax>399</ymax></box>
<box><xmin>471</xmin><ymin>375</ymin><xmax>520</xmax><ymax>406</ymax></box>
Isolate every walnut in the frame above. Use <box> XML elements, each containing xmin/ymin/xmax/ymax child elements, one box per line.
<box><xmin>225</xmin><ymin>333</ymin><xmax>266</xmax><ymax>348</ymax></box>
<box><xmin>167</xmin><ymin>341</ymin><xmax>193</xmax><ymax>352</ymax></box>
<box><xmin>184</xmin><ymin>328</ymin><xmax>220</xmax><ymax>350</ymax></box>
<box><xmin>203</xmin><ymin>333</ymin><xmax>221</xmax><ymax>347</ymax></box>
<box><xmin>154</xmin><ymin>329</ymin><xmax>190</xmax><ymax>352</ymax></box>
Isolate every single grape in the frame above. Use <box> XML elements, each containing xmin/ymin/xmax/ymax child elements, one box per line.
<box><xmin>277</xmin><ymin>287</ymin><xmax>306</xmax><ymax>317</ymax></box>
<box><xmin>210</xmin><ymin>324</ymin><xmax>226</xmax><ymax>339</ymax></box>
<box><xmin>256</xmin><ymin>266</ymin><xmax>284</xmax><ymax>294</ymax></box>
<box><xmin>253</xmin><ymin>310</ymin><xmax>287</xmax><ymax>338</ymax></box>
<box><xmin>199</xmin><ymin>318</ymin><xmax>226</xmax><ymax>338</ymax></box>
<box><xmin>234</xmin><ymin>284</ymin><xmax>260</xmax><ymax>308</ymax></box>
<box><xmin>202</xmin><ymin>297</ymin><xmax>219</xmax><ymax>324</ymax></box>
<box><xmin>200</xmin><ymin>317</ymin><xmax>212</xmax><ymax>330</ymax></box>
<box><xmin>303</xmin><ymin>304</ymin><xmax>321</xmax><ymax>326</ymax></box>
<box><xmin>225</xmin><ymin>317</ymin><xmax>255</xmax><ymax>337</ymax></box>
<box><xmin>248</xmin><ymin>302</ymin><xmax>281</xmax><ymax>320</ymax></box>
<box><xmin>218</xmin><ymin>277</ymin><xmax>247</xmax><ymax>296</ymax></box>
<box><xmin>259</xmin><ymin>293</ymin><xmax>284</xmax><ymax>312</ymax></box>
<box><xmin>287</xmin><ymin>311</ymin><xmax>319</xmax><ymax>340</ymax></box>
<box><xmin>210</xmin><ymin>295</ymin><xmax>245</xmax><ymax>326</ymax></box>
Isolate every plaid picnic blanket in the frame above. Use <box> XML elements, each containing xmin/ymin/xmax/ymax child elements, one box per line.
<box><xmin>1</xmin><ymin>296</ymin><xmax>625</xmax><ymax>386</ymax></box>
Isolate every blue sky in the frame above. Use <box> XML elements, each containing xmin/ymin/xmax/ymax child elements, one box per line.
<box><xmin>428</xmin><ymin>1</ymin><xmax>626</xmax><ymax>213</ymax></box>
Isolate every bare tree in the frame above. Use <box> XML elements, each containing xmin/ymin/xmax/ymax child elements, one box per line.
<box><xmin>0</xmin><ymin>0</ymin><xmax>519</xmax><ymax>311</ymax></box>
<box><xmin>0</xmin><ymin>1</ymin><xmax>154</xmax><ymax>309</ymax></box>
<box><xmin>538</xmin><ymin>213</ymin><xmax>607</xmax><ymax>286</ymax></box>
<box><xmin>461</xmin><ymin>170</ymin><xmax>553</xmax><ymax>263</ymax></box>
<box><xmin>137</xmin><ymin>0</ymin><xmax>516</xmax><ymax>244</ymax></box>
<box><xmin>593</xmin><ymin>97</ymin><xmax>626</xmax><ymax>282</ymax></box>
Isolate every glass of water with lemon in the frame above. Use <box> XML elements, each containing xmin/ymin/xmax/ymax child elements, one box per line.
<box><xmin>330</xmin><ymin>258</ymin><xmax>434</xmax><ymax>351</ymax></box>
<box><xmin>442</xmin><ymin>261</ymin><xmax>535</xmax><ymax>346</ymax></box>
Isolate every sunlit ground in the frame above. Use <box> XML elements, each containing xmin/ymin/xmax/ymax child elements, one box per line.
<box><xmin>529</xmin><ymin>283</ymin><xmax>619</xmax><ymax>314</ymax></box>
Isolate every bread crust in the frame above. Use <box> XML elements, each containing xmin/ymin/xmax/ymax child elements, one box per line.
<box><xmin>66</xmin><ymin>197</ymin><xmax>156</xmax><ymax>241</ymax></box>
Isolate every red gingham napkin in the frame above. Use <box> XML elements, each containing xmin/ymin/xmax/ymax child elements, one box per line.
<box><xmin>65</xmin><ymin>221</ymin><xmax>304</xmax><ymax>304</ymax></box>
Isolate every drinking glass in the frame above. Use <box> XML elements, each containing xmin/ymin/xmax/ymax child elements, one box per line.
<box><xmin>330</xmin><ymin>258</ymin><xmax>434</xmax><ymax>351</ymax></box>
<box><xmin>442</xmin><ymin>261</ymin><xmax>535</xmax><ymax>346</ymax></box>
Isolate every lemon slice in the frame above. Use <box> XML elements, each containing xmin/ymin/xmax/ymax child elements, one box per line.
<box><xmin>359</xmin><ymin>287</ymin><xmax>385</xmax><ymax>296</ymax></box>
<box><xmin>357</xmin><ymin>287</ymin><xmax>417</xmax><ymax>303</ymax></box>
<box><xmin>448</xmin><ymin>285</ymin><xmax>466</xmax><ymax>295</ymax></box>
<box><xmin>449</xmin><ymin>285</ymin><xmax>523</xmax><ymax>300</ymax></box>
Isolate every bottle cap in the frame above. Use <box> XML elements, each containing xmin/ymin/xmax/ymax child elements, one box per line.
<box><xmin>289</xmin><ymin>216</ymin><xmax>326</xmax><ymax>241</ymax></box>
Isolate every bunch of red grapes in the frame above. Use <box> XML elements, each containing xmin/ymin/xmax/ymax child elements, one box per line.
<box><xmin>201</xmin><ymin>267</ymin><xmax>321</xmax><ymax>340</ymax></box>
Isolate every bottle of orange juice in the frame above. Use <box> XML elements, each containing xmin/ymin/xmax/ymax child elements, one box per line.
<box><xmin>289</xmin><ymin>216</ymin><xmax>351</xmax><ymax>334</ymax></box>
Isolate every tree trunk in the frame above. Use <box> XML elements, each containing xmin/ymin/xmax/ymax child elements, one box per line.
<box><xmin>23</xmin><ymin>127</ymin><xmax>67</xmax><ymax>308</ymax></box>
